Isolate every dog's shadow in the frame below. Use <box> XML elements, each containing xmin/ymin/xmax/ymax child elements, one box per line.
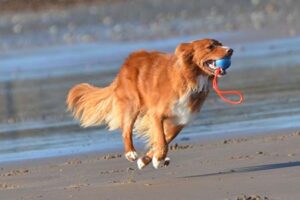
<box><xmin>180</xmin><ymin>161</ymin><xmax>300</xmax><ymax>178</ymax></box>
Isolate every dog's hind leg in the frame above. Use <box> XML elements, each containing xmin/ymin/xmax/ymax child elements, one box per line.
<box><xmin>149</xmin><ymin>114</ymin><xmax>169</xmax><ymax>169</ymax></box>
<box><xmin>137</xmin><ymin>120</ymin><xmax>183</xmax><ymax>169</ymax></box>
<box><xmin>121</xmin><ymin>106</ymin><xmax>139</xmax><ymax>162</ymax></box>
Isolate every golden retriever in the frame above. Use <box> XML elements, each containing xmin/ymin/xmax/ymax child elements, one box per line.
<box><xmin>66</xmin><ymin>38</ymin><xmax>233</xmax><ymax>169</ymax></box>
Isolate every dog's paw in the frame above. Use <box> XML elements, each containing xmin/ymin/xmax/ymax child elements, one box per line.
<box><xmin>137</xmin><ymin>156</ymin><xmax>152</xmax><ymax>170</ymax></box>
<box><xmin>152</xmin><ymin>156</ymin><xmax>161</xmax><ymax>169</ymax></box>
<box><xmin>152</xmin><ymin>156</ymin><xmax>170</xmax><ymax>169</ymax></box>
<box><xmin>125</xmin><ymin>151</ymin><xmax>138</xmax><ymax>162</ymax></box>
<box><xmin>137</xmin><ymin>158</ymin><xmax>146</xmax><ymax>170</ymax></box>
<box><xmin>163</xmin><ymin>157</ymin><xmax>170</xmax><ymax>167</ymax></box>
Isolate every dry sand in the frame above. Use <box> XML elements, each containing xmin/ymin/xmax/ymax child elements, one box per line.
<box><xmin>1</xmin><ymin>131</ymin><xmax>300</xmax><ymax>200</ymax></box>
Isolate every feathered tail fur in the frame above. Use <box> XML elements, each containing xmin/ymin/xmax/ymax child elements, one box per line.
<box><xmin>67</xmin><ymin>82</ymin><xmax>160</xmax><ymax>145</ymax></box>
<box><xmin>66</xmin><ymin>82</ymin><xmax>120</xmax><ymax>130</ymax></box>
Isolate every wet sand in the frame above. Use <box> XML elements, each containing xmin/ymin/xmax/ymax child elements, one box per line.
<box><xmin>1</xmin><ymin>131</ymin><xmax>300</xmax><ymax>200</ymax></box>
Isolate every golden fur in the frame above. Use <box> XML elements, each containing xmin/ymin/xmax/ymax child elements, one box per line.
<box><xmin>67</xmin><ymin>38</ymin><xmax>233</xmax><ymax>169</ymax></box>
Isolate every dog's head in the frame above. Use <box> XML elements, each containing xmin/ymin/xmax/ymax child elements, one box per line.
<box><xmin>175</xmin><ymin>38</ymin><xmax>233</xmax><ymax>76</ymax></box>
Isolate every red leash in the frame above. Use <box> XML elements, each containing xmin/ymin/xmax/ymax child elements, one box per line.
<box><xmin>213</xmin><ymin>68</ymin><xmax>244</xmax><ymax>105</ymax></box>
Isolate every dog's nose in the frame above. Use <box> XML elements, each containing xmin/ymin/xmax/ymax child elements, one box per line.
<box><xmin>227</xmin><ymin>48</ymin><xmax>234</xmax><ymax>56</ymax></box>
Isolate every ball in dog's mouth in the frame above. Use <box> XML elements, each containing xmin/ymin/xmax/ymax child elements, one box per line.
<box><xmin>205</xmin><ymin>59</ymin><xmax>227</xmax><ymax>76</ymax></box>
<box><xmin>216</xmin><ymin>58</ymin><xmax>231</xmax><ymax>71</ymax></box>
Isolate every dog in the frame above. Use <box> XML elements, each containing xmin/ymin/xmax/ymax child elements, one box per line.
<box><xmin>66</xmin><ymin>38</ymin><xmax>233</xmax><ymax>169</ymax></box>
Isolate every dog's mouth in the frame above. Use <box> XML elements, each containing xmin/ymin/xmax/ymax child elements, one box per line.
<box><xmin>204</xmin><ymin>60</ymin><xmax>226</xmax><ymax>76</ymax></box>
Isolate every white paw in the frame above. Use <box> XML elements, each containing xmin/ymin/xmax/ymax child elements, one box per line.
<box><xmin>137</xmin><ymin>158</ymin><xmax>146</xmax><ymax>170</ymax></box>
<box><xmin>125</xmin><ymin>151</ymin><xmax>138</xmax><ymax>162</ymax></box>
<box><xmin>164</xmin><ymin>157</ymin><xmax>170</xmax><ymax>167</ymax></box>
<box><xmin>152</xmin><ymin>156</ymin><xmax>161</xmax><ymax>169</ymax></box>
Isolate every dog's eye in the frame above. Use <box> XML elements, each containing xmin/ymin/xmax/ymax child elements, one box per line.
<box><xmin>207</xmin><ymin>44</ymin><xmax>215</xmax><ymax>50</ymax></box>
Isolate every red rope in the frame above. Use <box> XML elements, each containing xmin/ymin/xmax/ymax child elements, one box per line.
<box><xmin>213</xmin><ymin>68</ymin><xmax>244</xmax><ymax>105</ymax></box>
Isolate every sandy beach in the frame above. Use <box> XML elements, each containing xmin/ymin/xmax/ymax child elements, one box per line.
<box><xmin>1</xmin><ymin>131</ymin><xmax>300</xmax><ymax>200</ymax></box>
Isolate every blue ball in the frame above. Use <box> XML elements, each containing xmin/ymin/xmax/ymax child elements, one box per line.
<box><xmin>215</xmin><ymin>58</ymin><xmax>231</xmax><ymax>70</ymax></box>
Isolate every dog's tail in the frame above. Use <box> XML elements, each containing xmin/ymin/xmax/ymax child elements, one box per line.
<box><xmin>66</xmin><ymin>81</ymin><xmax>120</xmax><ymax>130</ymax></box>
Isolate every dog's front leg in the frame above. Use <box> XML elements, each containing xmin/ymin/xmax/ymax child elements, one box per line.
<box><xmin>150</xmin><ymin>114</ymin><xmax>168</xmax><ymax>169</ymax></box>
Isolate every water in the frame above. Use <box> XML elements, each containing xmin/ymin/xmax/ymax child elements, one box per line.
<box><xmin>0</xmin><ymin>31</ymin><xmax>300</xmax><ymax>163</ymax></box>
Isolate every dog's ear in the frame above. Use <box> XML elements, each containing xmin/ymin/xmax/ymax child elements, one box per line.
<box><xmin>175</xmin><ymin>43</ymin><xmax>194</xmax><ymax>64</ymax></box>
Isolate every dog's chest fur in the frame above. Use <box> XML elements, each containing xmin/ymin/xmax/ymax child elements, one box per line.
<box><xmin>172</xmin><ymin>75</ymin><xmax>209</xmax><ymax>125</ymax></box>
